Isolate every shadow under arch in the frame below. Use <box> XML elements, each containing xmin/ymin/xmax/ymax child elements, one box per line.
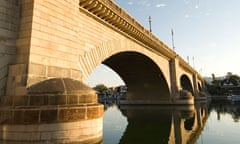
<box><xmin>103</xmin><ymin>51</ymin><xmax>170</xmax><ymax>102</ymax></box>
<box><xmin>180</xmin><ymin>75</ymin><xmax>194</xmax><ymax>95</ymax></box>
<box><xmin>198</xmin><ymin>82</ymin><xmax>202</xmax><ymax>92</ymax></box>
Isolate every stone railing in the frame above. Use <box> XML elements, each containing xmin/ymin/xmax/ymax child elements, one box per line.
<box><xmin>79</xmin><ymin>0</ymin><xmax>176</xmax><ymax>58</ymax></box>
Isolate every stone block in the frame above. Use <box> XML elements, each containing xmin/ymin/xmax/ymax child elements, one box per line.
<box><xmin>27</xmin><ymin>76</ymin><xmax>46</xmax><ymax>86</ymax></box>
<box><xmin>0</xmin><ymin>77</ymin><xmax>7</xmax><ymax>88</ymax></box>
<box><xmin>0</xmin><ymin>96</ymin><xmax>13</xmax><ymax>106</ymax></box>
<box><xmin>15</xmin><ymin>86</ymin><xmax>27</xmax><ymax>96</ymax></box>
<box><xmin>13</xmin><ymin>96</ymin><xmax>29</xmax><ymax>106</ymax></box>
<box><xmin>87</xmin><ymin>104</ymin><xmax>104</xmax><ymax>119</ymax></box>
<box><xmin>67</xmin><ymin>95</ymin><xmax>78</xmax><ymax>104</ymax></box>
<box><xmin>29</xmin><ymin>63</ymin><xmax>46</xmax><ymax>76</ymax></box>
<box><xmin>50</xmin><ymin>131</ymin><xmax>68</xmax><ymax>139</ymax></box>
<box><xmin>23</xmin><ymin>110</ymin><xmax>40</xmax><ymax>124</ymax></box>
<box><xmin>40</xmin><ymin>132</ymin><xmax>52</xmax><ymax>140</ymax></box>
<box><xmin>0</xmin><ymin>89</ymin><xmax>5</xmax><ymax>97</ymax></box>
<box><xmin>13</xmin><ymin>110</ymin><xmax>25</xmax><ymax>124</ymax></box>
<box><xmin>8</xmin><ymin>64</ymin><xmax>27</xmax><ymax>76</ymax></box>
<box><xmin>47</xmin><ymin>66</ymin><xmax>70</xmax><ymax>78</ymax></box>
<box><xmin>29</xmin><ymin>96</ymin><xmax>48</xmax><ymax>106</ymax></box>
<box><xmin>15</xmin><ymin>54</ymin><xmax>29</xmax><ymax>63</ymax></box>
<box><xmin>49</xmin><ymin>95</ymin><xmax>66</xmax><ymax>105</ymax></box>
<box><xmin>78</xmin><ymin>94</ymin><xmax>97</xmax><ymax>104</ymax></box>
<box><xmin>40</xmin><ymin>110</ymin><xmax>58</xmax><ymax>123</ymax></box>
<box><xmin>59</xmin><ymin>108</ymin><xmax>86</xmax><ymax>122</ymax></box>
<box><xmin>71</xmin><ymin>69</ymin><xmax>83</xmax><ymax>81</ymax></box>
<box><xmin>0</xmin><ymin>111</ymin><xmax>13</xmax><ymax>124</ymax></box>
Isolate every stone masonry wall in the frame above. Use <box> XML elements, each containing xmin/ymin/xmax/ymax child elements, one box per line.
<box><xmin>6</xmin><ymin>0</ymin><xmax>34</xmax><ymax>96</ymax></box>
<box><xmin>0</xmin><ymin>0</ymin><xmax>20</xmax><ymax>97</ymax></box>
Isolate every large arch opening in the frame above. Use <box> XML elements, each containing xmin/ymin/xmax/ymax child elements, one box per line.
<box><xmin>102</xmin><ymin>51</ymin><xmax>170</xmax><ymax>102</ymax></box>
<box><xmin>180</xmin><ymin>75</ymin><xmax>194</xmax><ymax>95</ymax></box>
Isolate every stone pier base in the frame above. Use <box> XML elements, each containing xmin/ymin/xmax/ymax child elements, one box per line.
<box><xmin>0</xmin><ymin>78</ymin><xmax>104</xmax><ymax>143</ymax></box>
<box><xmin>0</xmin><ymin>104</ymin><xmax>103</xmax><ymax>143</ymax></box>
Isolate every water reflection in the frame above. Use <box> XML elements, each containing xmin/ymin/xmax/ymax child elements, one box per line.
<box><xmin>119</xmin><ymin>106</ymin><xmax>172</xmax><ymax>144</ymax></box>
<box><xmin>103</xmin><ymin>103</ymin><xmax>209</xmax><ymax>144</ymax></box>
<box><xmin>209</xmin><ymin>102</ymin><xmax>240</xmax><ymax>122</ymax></box>
<box><xmin>198</xmin><ymin>102</ymin><xmax>240</xmax><ymax>144</ymax></box>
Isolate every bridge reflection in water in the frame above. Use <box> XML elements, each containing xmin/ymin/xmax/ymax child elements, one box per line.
<box><xmin>110</xmin><ymin>102</ymin><xmax>208</xmax><ymax>144</ymax></box>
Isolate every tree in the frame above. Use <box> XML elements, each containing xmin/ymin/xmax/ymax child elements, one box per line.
<box><xmin>212</xmin><ymin>73</ymin><xmax>216</xmax><ymax>81</ymax></box>
<box><xmin>226</xmin><ymin>72</ymin><xmax>240</xmax><ymax>86</ymax></box>
<box><xmin>93</xmin><ymin>84</ymin><xmax>108</xmax><ymax>93</ymax></box>
<box><xmin>226</xmin><ymin>72</ymin><xmax>233</xmax><ymax>79</ymax></box>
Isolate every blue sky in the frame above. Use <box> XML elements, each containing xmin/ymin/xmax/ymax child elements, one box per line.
<box><xmin>85</xmin><ymin>0</ymin><xmax>240</xmax><ymax>87</ymax></box>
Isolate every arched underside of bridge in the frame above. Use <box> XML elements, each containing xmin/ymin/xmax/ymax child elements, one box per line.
<box><xmin>180</xmin><ymin>75</ymin><xmax>194</xmax><ymax>95</ymax></box>
<box><xmin>103</xmin><ymin>51</ymin><xmax>170</xmax><ymax>102</ymax></box>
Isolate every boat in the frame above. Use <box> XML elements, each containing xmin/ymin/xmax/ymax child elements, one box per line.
<box><xmin>230</xmin><ymin>95</ymin><xmax>240</xmax><ymax>102</ymax></box>
<box><xmin>228</xmin><ymin>90</ymin><xmax>240</xmax><ymax>102</ymax></box>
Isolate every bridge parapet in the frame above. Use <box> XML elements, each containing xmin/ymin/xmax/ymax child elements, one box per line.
<box><xmin>80</xmin><ymin>0</ymin><xmax>176</xmax><ymax>59</ymax></box>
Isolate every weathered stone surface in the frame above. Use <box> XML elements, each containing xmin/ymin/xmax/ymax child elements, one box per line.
<box><xmin>48</xmin><ymin>95</ymin><xmax>66</xmax><ymax>105</ymax></box>
<box><xmin>40</xmin><ymin>110</ymin><xmax>58</xmax><ymax>123</ymax></box>
<box><xmin>27</xmin><ymin>78</ymin><xmax>96</xmax><ymax>96</ymax></box>
<box><xmin>179</xmin><ymin>90</ymin><xmax>193</xmax><ymax>99</ymax></box>
<box><xmin>0</xmin><ymin>117</ymin><xmax>103</xmax><ymax>143</ymax></box>
<box><xmin>29</xmin><ymin>96</ymin><xmax>48</xmax><ymax>106</ymax></box>
<box><xmin>13</xmin><ymin>96</ymin><xmax>29</xmax><ymax>106</ymax></box>
<box><xmin>59</xmin><ymin>108</ymin><xmax>86</xmax><ymax>122</ymax></box>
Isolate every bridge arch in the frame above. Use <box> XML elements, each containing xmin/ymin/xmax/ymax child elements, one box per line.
<box><xmin>102</xmin><ymin>51</ymin><xmax>171</xmax><ymax>102</ymax></box>
<box><xmin>180</xmin><ymin>75</ymin><xmax>194</xmax><ymax>94</ymax></box>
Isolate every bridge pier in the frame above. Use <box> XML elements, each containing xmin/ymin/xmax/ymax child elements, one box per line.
<box><xmin>170</xmin><ymin>58</ymin><xmax>180</xmax><ymax>101</ymax></box>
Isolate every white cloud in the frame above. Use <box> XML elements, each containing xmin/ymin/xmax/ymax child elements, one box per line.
<box><xmin>205</xmin><ymin>13</ymin><xmax>210</xmax><ymax>16</ymax></box>
<box><xmin>195</xmin><ymin>5</ymin><xmax>199</xmax><ymax>9</ymax></box>
<box><xmin>185</xmin><ymin>14</ymin><xmax>190</xmax><ymax>18</ymax></box>
<box><xmin>128</xmin><ymin>1</ymin><xmax>133</xmax><ymax>5</ymax></box>
<box><xmin>138</xmin><ymin>1</ymin><xmax>151</xmax><ymax>7</ymax></box>
<box><xmin>156</xmin><ymin>3</ymin><xmax>166</xmax><ymax>8</ymax></box>
<box><xmin>184</xmin><ymin>0</ymin><xmax>190</xmax><ymax>5</ymax></box>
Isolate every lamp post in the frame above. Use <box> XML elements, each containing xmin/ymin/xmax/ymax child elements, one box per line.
<box><xmin>149</xmin><ymin>16</ymin><xmax>152</xmax><ymax>32</ymax></box>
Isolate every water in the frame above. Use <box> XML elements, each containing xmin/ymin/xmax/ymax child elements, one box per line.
<box><xmin>103</xmin><ymin>102</ymin><xmax>240</xmax><ymax>144</ymax></box>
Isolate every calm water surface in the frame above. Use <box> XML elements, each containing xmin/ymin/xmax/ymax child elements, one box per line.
<box><xmin>103</xmin><ymin>102</ymin><xmax>240</xmax><ymax>144</ymax></box>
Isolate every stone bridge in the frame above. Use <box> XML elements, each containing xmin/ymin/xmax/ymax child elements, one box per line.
<box><xmin>0</xmin><ymin>0</ymin><xmax>205</xmax><ymax>105</ymax></box>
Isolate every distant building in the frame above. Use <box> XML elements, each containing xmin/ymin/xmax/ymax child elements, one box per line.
<box><xmin>116</xmin><ymin>85</ymin><xmax>127</xmax><ymax>93</ymax></box>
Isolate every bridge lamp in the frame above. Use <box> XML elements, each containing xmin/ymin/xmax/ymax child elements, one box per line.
<box><xmin>149</xmin><ymin>16</ymin><xmax>152</xmax><ymax>32</ymax></box>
